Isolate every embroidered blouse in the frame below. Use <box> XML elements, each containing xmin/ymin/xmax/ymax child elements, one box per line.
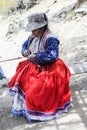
<box><xmin>21</xmin><ymin>31</ymin><xmax>60</xmax><ymax>66</ymax></box>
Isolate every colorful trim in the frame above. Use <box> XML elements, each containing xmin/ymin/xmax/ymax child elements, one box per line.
<box><xmin>9</xmin><ymin>85</ymin><xmax>72</xmax><ymax>122</ymax></box>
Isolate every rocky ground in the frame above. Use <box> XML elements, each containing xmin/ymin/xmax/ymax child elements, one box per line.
<box><xmin>0</xmin><ymin>0</ymin><xmax>87</xmax><ymax>130</ymax></box>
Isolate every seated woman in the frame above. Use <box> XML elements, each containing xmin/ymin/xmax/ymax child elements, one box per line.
<box><xmin>9</xmin><ymin>12</ymin><xmax>72</xmax><ymax>122</ymax></box>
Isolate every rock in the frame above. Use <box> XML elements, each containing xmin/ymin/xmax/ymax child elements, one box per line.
<box><xmin>15</xmin><ymin>0</ymin><xmax>25</xmax><ymax>10</ymax></box>
<box><xmin>75</xmin><ymin>8</ymin><xmax>87</xmax><ymax>15</ymax></box>
<box><xmin>6</xmin><ymin>13</ymin><xmax>24</xmax><ymax>35</ymax></box>
<box><xmin>77</xmin><ymin>0</ymin><xmax>87</xmax><ymax>7</ymax></box>
<box><xmin>23</xmin><ymin>0</ymin><xmax>33</xmax><ymax>9</ymax></box>
<box><xmin>70</xmin><ymin>73</ymin><xmax>87</xmax><ymax>91</ymax></box>
<box><xmin>48</xmin><ymin>0</ymin><xmax>78</xmax><ymax>22</ymax></box>
<box><xmin>69</xmin><ymin>63</ymin><xmax>87</xmax><ymax>75</ymax></box>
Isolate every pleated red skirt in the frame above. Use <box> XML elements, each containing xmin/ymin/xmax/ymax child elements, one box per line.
<box><xmin>9</xmin><ymin>58</ymin><xmax>72</xmax><ymax>121</ymax></box>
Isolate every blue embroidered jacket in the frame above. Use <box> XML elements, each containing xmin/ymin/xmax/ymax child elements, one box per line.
<box><xmin>21</xmin><ymin>34</ymin><xmax>60</xmax><ymax>66</ymax></box>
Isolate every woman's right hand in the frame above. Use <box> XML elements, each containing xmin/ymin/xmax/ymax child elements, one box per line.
<box><xmin>23</xmin><ymin>50</ymin><xmax>31</xmax><ymax>57</ymax></box>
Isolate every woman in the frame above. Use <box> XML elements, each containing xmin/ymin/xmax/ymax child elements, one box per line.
<box><xmin>9</xmin><ymin>12</ymin><xmax>72</xmax><ymax>122</ymax></box>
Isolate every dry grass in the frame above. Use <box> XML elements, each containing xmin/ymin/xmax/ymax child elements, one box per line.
<box><xmin>0</xmin><ymin>0</ymin><xmax>15</xmax><ymax>13</ymax></box>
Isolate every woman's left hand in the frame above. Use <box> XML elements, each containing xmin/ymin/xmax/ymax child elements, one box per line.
<box><xmin>28</xmin><ymin>54</ymin><xmax>36</xmax><ymax>62</ymax></box>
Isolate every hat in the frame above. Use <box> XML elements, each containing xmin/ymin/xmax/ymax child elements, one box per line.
<box><xmin>25</xmin><ymin>12</ymin><xmax>48</xmax><ymax>32</ymax></box>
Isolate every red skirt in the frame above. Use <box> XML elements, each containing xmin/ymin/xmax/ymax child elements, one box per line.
<box><xmin>9</xmin><ymin>58</ymin><xmax>72</xmax><ymax>121</ymax></box>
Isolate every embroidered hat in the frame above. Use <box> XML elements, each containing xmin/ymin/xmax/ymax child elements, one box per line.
<box><xmin>25</xmin><ymin>12</ymin><xmax>48</xmax><ymax>31</ymax></box>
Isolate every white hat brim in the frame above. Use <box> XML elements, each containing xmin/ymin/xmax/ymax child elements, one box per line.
<box><xmin>25</xmin><ymin>21</ymin><xmax>47</xmax><ymax>32</ymax></box>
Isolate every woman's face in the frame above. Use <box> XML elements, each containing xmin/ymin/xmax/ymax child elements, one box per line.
<box><xmin>32</xmin><ymin>27</ymin><xmax>44</xmax><ymax>37</ymax></box>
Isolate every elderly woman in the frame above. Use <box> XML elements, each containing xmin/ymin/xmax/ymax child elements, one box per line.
<box><xmin>9</xmin><ymin>12</ymin><xmax>72</xmax><ymax>122</ymax></box>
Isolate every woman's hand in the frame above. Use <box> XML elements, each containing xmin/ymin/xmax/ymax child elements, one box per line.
<box><xmin>28</xmin><ymin>54</ymin><xmax>36</xmax><ymax>62</ymax></box>
<box><xmin>23</xmin><ymin>50</ymin><xmax>31</xmax><ymax>57</ymax></box>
